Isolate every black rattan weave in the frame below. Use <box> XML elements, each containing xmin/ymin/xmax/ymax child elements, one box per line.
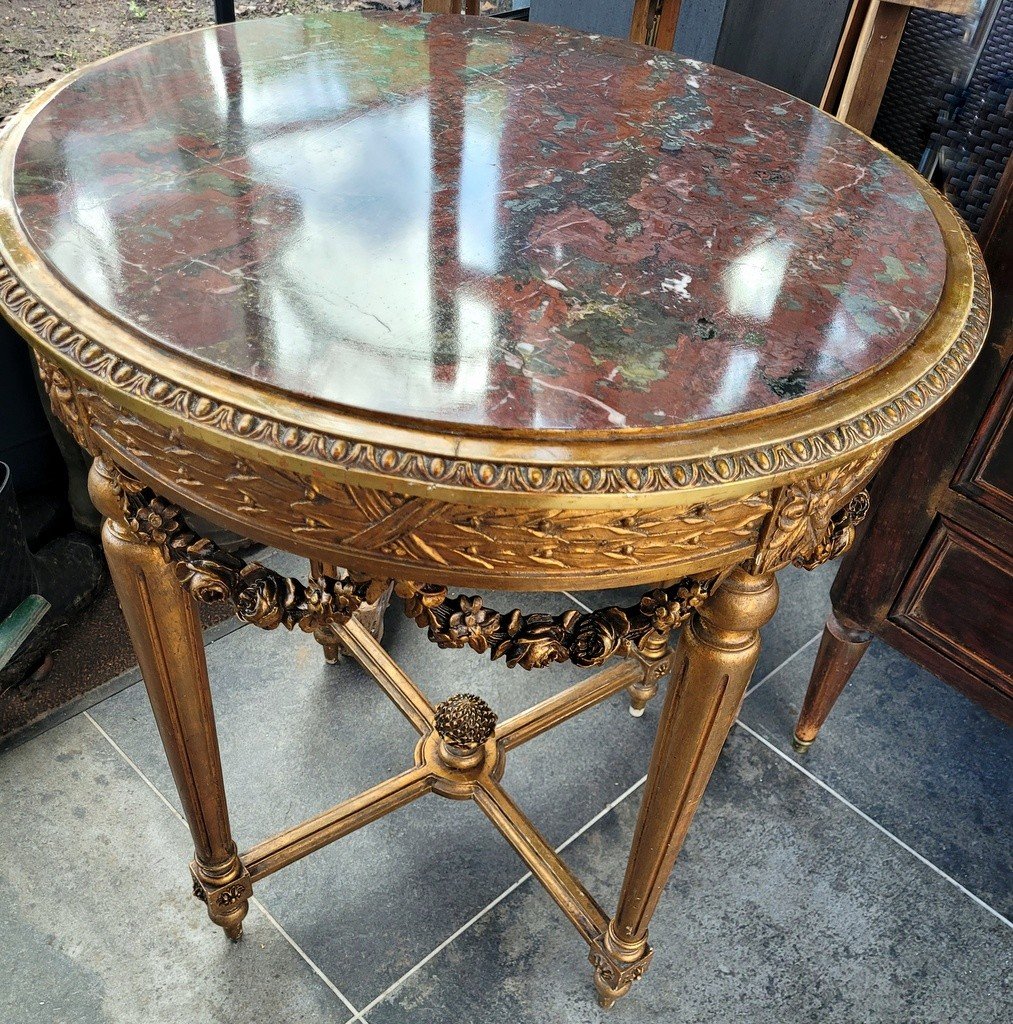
<box><xmin>872</xmin><ymin>6</ymin><xmax>968</xmax><ymax>167</ymax></box>
<box><xmin>873</xmin><ymin>0</ymin><xmax>1013</xmax><ymax>235</ymax></box>
<box><xmin>940</xmin><ymin>0</ymin><xmax>1013</xmax><ymax>232</ymax></box>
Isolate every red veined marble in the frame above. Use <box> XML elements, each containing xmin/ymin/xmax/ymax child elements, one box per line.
<box><xmin>11</xmin><ymin>12</ymin><xmax>948</xmax><ymax>433</ymax></box>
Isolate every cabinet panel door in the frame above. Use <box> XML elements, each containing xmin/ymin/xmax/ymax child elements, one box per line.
<box><xmin>956</xmin><ymin>358</ymin><xmax>1013</xmax><ymax>524</ymax></box>
<box><xmin>893</xmin><ymin>517</ymin><xmax>1013</xmax><ymax>694</ymax></box>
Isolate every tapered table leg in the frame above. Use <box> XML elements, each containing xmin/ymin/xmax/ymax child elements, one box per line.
<box><xmin>594</xmin><ymin>566</ymin><xmax>779</xmax><ymax>1008</ymax></box>
<box><xmin>89</xmin><ymin>458</ymin><xmax>250</xmax><ymax>940</ymax></box>
<box><xmin>792</xmin><ymin>609</ymin><xmax>872</xmax><ymax>751</ymax></box>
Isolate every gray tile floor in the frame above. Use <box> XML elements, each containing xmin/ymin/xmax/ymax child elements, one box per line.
<box><xmin>2</xmin><ymin>560</ymin><xmax>1010</xmax><ymax>1023</ymax></box>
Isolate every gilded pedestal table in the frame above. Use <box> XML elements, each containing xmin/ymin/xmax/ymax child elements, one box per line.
<box><xmin>0</xmin><ymin>12</ymin><xmax>989</xmax><ymax>1008</ymax></box>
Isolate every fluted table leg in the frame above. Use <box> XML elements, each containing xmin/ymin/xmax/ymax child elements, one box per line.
<box><xmin>594</xmin><ymin>567</ymin><xmax>779</xmax><ymax>1007</ymax></box>
<box><xmin>89</xmin><ymin>458</ymin><xmax>250</xmax><ymax>940</ymax></box>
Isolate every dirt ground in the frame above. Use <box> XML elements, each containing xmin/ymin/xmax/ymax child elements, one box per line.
<box><xmin>1</xmin><ymin>0</ymin><xmax>512</xmax><ymax>116</ymax></box>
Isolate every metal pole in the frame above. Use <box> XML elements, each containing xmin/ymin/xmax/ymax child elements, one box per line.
<box><xmin>214</xmin><ymin>0</ymin><xmax>236</xmax><ymax>25</ymax></box>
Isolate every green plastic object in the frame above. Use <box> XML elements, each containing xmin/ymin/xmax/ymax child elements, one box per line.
<box><xmin>0</xmin><ymin>594</ymin><xmax>50</xmax><ymax>671</ymax></box>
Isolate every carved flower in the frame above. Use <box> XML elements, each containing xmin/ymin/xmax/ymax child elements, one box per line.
<box><xmin>639</xmin><ymin>580</ymin><xmax>709</xmax><ymax>632</ymax></box>
<box><xmin>216</xmin><ymin>883</ymin><xmax>247</xmax><ymax>907</ymax></box>
<box><xmin>396</xmin><ymin>581</ymin><xmax>448</xmax><ymax>624</ymax></box>
<box><xmin>841</xmin><ymin>490</ymin><xmax>871</xmax><ymax>526</ymax></box>
<box><xmin>569</xmin><ymin>608</ymin><xmax>630</xmax><ymax>667</ymax></box>
<box><xmin>446</xmin><ymin>596</ymin><xmax>502</xmax><ymax>655</ymax></box>
<box><xmin>235</xmin><ymin>569</ymin><xmax>284</xmax><ymax>630</ymax></box>
<box><xmin>300</xmin><ymin>577</ymin><xmax>363</xmax><ymax>633</ymax></box>
<box><xmin>131</xmin><ymin>497</ymin><xmax>181</xmax><ymax>547</ymax></box>
<box><xmin>498</xmin><ymin>612</ymin><xmax>571</xmax><ymax>670</ymax></box>
<box><xmin>175</xmin><ymin>557</ymin><xmax>236</xmax><ymax>603</ymax></box>
<box><xmin>331</xmin><ymin>579</ymin><xmax>365</xmax><ymax>616</ymax></box>
<box><xmin>639</xmin><ymin>589</ymin><xmax>679</xmax><ymax>631</ymax></box>
<box><xmin>794</xmin><ymin>490</ymin><xmax>872</xmax><ymax>570</ymax></box>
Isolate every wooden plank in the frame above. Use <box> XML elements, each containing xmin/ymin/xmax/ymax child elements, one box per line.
<box><xmin>890</xmin><ymin>0</ymin><xmax>974</xmax><ymax>14</ymax></box>
<box><xmin>423</xmin><ymin>0</ymin><xmax>460</xmax><ymax>13</ymax></box>
<box><xmin>630</xmin><ymin>0</ymin><xmax>657</xmax><ymax>43</ymax></box>
<box><xmin>835</xmin><ymin>0</ymin><xmax>910</xmax><ymax>133</ymax></box>
<box><xmin>654</xmin><ymin>0</ymin><xmax>685</xmax><ymax>49</ymax></box>
<box><xmin>821</xmin><ymin>0</ymin><xmax>874</xmax><ymax>111</ymax></box>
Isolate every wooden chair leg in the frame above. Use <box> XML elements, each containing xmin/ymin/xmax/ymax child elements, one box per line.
<box><xmin>793</xmin><ymin>609</ymin><xmax>872</xmax><ymax>751</ymax></box>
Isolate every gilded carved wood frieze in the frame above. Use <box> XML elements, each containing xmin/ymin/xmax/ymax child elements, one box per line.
<box><xmin>34</xmin><ymin>365</ymin><xmax>771</xmax><ymax>585</ymax></box>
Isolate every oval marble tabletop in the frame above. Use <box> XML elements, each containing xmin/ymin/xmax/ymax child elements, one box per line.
<box><xmin>9</xmin><ymin>11</ymin><xmax>954</xmax><ymax>434</ymax></box>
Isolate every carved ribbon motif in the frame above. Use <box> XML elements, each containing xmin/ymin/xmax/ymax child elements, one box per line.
<box><xmin>793</xmin><ymin>490</ymin><xmax>871</xmax><ymax>570</ymax></box>
<box><xmin>120</xmin><ymin>481</ymin><xmax>714</xmax><ymax>670</ymax></box>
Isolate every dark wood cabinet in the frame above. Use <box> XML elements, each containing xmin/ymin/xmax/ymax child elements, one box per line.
<box><xmin>795</xmin><ymin>159</ymin><xmax>1013</xmax><ymax>745</ymax></box>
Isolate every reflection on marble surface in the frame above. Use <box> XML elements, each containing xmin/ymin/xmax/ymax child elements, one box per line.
<box><xmin>13</xmin><ymin>12</ymin><xmax>946</xmax><ymax>431</ymax></box>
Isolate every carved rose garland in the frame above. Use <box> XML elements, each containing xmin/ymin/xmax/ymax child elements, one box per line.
<box><xmin>395</xmin><ymin>578</ymin><xmax>715</xmax><ymax>670</ymax></box>
<box><xmin>122</xmin><ymin>484</ymin><xmax>386</xmax><ymax>632</ymax></box>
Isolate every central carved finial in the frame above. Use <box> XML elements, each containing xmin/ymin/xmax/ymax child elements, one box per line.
<box><xmin>434</xmin><ymin>693</ymin><xmax>497</xmax><ymax>752</ymax></box>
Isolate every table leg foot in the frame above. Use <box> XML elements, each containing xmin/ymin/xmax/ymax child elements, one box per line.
<box><xmin>191</xmin><ymin>855</ymin><xmax>252</xmax><ymax>940</ymax></box>
<box><xmin>589</xmin><ymin>927</ymin><xmax>653</xmax><ymax>1009</ymax></box>
<box><xmin>791</xmin><ymin>732</ymin><xmax>814</xmax><ymax>753</ymax></box>
<box><xmin>315</xmin><ymin>629</ymin><xmax>346</xmax><ymax>665</ymax></box>
<box><xmin>793</xmin><ymin>610</ymin><xmax>872</xmax><ymax>750</ymax></box>
<box><xmin>594</xmin><ymin>973</ymin><xmax>629</xmax><ymax>1010</ymax></box>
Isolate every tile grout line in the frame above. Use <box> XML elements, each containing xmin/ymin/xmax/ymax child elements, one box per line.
<box><xmin>250</xmin><ymin>897</ymin><xmax>363</xmax><ymax>1021</ymax></box>
<box><xmin>562</xmin><ymin>590</ymin><xmax>595</xmax><ymax>614</ymax></box>
<box><xmin>734</xmin><ymin>718</ymin><xmax>1013</xmax><ymax>930</ymax></box>
<box><xmin>84</xmin><ymin>711</ymin><xmax>187</xmax><ymax>825</ymax></box>
<box><xmin>356</xmin><ymin>772</ymin><xmax>649</xmax><ymax>1020</ymax></box>
<box><xmin>83</xmin><ymin>614</ymin><xmax>1011</xmax><ymax>1024</ymax></box>
<box><xmin>744</xmin><ymin>630</ymin><xmax>822</xmax><ymax>699</ymax></box>
<box><xmin>82</xmin><ymin>711</ymin><xmax>364</xmax><ymax>1020</ymax></box>
<box><xmin>361</xmin><ymin>623</ymin><xmax>1011</xmax><ymax>1016</ymax></box>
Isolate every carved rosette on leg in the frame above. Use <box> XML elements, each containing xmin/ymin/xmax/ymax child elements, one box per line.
<box><xmin>589</xmin><ymin>930</ymin><xmax>655</xmax><ymax>1009</ymax></box>
<box><xmin>190</xmin><ymin>854</ymin><xmax>253</xmax><ymax>942</ymax></box>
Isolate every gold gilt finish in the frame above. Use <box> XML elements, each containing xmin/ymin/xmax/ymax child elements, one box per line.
<box><xmin>0</xmin><ymin>53</ymin><xmax>991</xmax><ymax>1009</ymax></box>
